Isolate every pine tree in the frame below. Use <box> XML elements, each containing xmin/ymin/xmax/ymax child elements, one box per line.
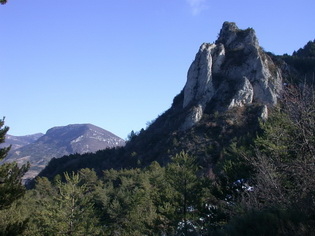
<box><xmin>0</xmin><ymin>118</ymin><xmax>29</xmax><ymax>235</ymax></box>
<box><xmin>25</xmin><ymin>172</ymin><xmax>102</xmax><ymax>235</ymax></box>
<box><xmin>166</xmin><ymin>151</ymin><xmax>200</xmax><ymax>235</ymax></box>
<box><xmin>0</xmin><ymin>118</ymin><xmax>10</xmax><ymax>161</ymax></box>
<box><xmin>0</xmin><ymin>118</ymin><xmax>29</xmax><ymax>209</ymax></box>
<box><xmin>102</xmin><ymin>168</ymin><xmax>158</xmax><ymax>235</ymax></box>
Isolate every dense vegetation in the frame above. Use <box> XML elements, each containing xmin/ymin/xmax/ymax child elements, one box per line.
<box><xmin>0</xmin><ymin>118</ymin><xmax>29</xmax><ymax>235</ymax></box>
<box><xmin>1</xmin><ymin>42</ymin><xmax>315</xmax><ymax>235</ymax></box>
<box><xmin>1</xmin><ymin>81</ymin><xmax>314</xmax><ymax>235</ymax></box>
<box><xmin>281</xmin><ymin>40</ymin><xmax>315</xmax><ymax>84</ymax></box>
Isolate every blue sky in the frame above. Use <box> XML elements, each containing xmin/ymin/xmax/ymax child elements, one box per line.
<box><xmin>1</xmin><ymin>0</ymin><xmax>314</xmax><ymax>139</ymax></box>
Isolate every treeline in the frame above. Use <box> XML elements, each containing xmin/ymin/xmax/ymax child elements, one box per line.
<box><xmin>281</xmin><ymin>40</ymin><xmax>315</xmax><ymax>84</ymax></box>
<box><xmin>1</xmin><ymin>152</ymin><xmax>218</xmax><ymax>235</ymax></box>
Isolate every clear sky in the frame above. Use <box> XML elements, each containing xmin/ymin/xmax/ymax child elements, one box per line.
<box><xmin>1</xmin><ymin>0</ymin><xmax>314</xmax><ymax>139</ymax></box>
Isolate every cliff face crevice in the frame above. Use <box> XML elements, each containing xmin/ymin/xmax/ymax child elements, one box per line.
<box><xmin>182</xmin><ymin>22</ymin><xmax>283</xmax><ymax>129</ymax></box>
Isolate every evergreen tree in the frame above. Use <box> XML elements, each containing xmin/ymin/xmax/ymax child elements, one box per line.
<box><xmin>0</xmin><ymin>118</ymin><xmax>29</xmax><ymax>235</ymax></box>
<box><xmin>55</xmin><ymin>172</ymin><xmax>101</xmax><ymax>235</ymax></box>
<box><xmin>0</xmin><ymin>118</ymin><xmax>10</xmax><ymax>162</ymax></box>
<box><xmin>166</xmin><ymin>151</ymin><xmax>200</xmax><ymax>235</ymax></box>
<box><xmin>24</xmin><ymin>172</ymin><xmax>103</xmax><ymax>235</ymax></box>
<box><xmin>0</xmin><ymin>118</ymin><xmax>29</xmax><ymax>210</ymax></box>
<box><xmin>102</xmin><ymin>168</ymin><xmax>158</xmax><ymax>235</ymax></box>
<box><xmin>145</xmin><ymin>161</ymin><xmax>178</xmax><ymax>235</ymax></box>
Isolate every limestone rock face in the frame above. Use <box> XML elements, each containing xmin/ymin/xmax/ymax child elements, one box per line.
<box><xmin>182</xmin><ymin>22</ymin><xmax>282</xmax><ymax>129</ymax></box>
<box><xmin>183</xmin><ymin>43</ymin><xmax>225</xmax><ymax>108</ymax></box>
<box><xmin>228</xmin><ymin>77</ymin><xmax>254</xmax><ymax>109</ymax></box>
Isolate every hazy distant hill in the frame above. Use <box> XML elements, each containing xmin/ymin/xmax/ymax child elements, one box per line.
<box><xmin>0</xmin><ymin>133</ymin><xmax>44</xmax><ymax>151</ymax></box>
<box><xmin>3</xmin><ymin>124</ymin><xmax>125</xmax><ymax>179</ymax></box>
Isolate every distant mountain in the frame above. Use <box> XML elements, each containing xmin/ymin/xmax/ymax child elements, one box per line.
<box><xmin>3</xmin><ymin>124</ymin><xmax>125</xmax><ymax>180</ymax></box>
<box><xmin>0</xmin><ymin>133</ymin><xmax>44</xmax><ymax>151</ymax></box>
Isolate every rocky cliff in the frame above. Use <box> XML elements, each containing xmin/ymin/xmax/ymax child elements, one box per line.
<box><xmin>182</xmin><ymin>22</ymin><xmax>282</xmax><ymax>129</ymax></box>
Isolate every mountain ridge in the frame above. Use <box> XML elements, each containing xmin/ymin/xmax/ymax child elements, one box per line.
<box><xmin>0</xmin><ymin>133</ymin><xmax>44</xmax><ymax>151</ymax></box>
<box><xmin>3</xmin><ymin>123</ymin><xmax>125</xmax><ymax>180</ymax></box>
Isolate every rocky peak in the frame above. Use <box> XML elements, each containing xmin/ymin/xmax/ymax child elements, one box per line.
<box><xmin>182</xmin><ymin>22</ymin><xmax>283</xmax><ymax>129</ymax></box>
<box><xmin>216</xmin><ymin>22</ymin><xmax>258</xmax><ymax>50</ymax></box>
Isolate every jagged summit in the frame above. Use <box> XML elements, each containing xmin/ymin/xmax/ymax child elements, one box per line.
<box><xmin>216</xmin><ymin>22</ymin><xmax>258</xmax><ymax>49</ymax></box>
<box><xmin>182</xmin><ymin>21</ymin><xmax>283</xmax><ymax>129</ymax></box>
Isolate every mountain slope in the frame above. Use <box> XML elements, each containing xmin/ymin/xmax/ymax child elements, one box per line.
<box><xmin>122</xmin><ymin>21</ymin><xmax>283</xmax><ymax>166</ymax></box>
<box><xmin>39</xmin><ymin>22</ymin><xmax>299</xmax><ymax>179</ymax></box>
<box><xmin>4</xmin><ymin>124</ymin><xmax>125</xmax><ymax>180</ymax></box>
<box><xmin>281</xmin><ymin>39</ymin><xmax>315</xmax><ymax>83</ymax></box>
<box><xmin>0</xmin><ymin>133</ymin><xmax>43</xmax><ymax>151</ymax></box>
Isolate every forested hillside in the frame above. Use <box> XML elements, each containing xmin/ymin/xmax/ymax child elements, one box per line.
<box><xmin>1</xmin><ymin>83</ymin><xmax>315</xmax><ymax>235</ymax></box>
<box><xmin>281</xmin><ymin>39</ymin><xmax>315</xmax><ymax>84</ymax></box>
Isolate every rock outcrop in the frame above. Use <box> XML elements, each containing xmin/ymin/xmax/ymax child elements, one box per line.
<box><xmin>182</xmin><ymin>22</ymin><xmax>283</xmax><ymax>129</ymax></box>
